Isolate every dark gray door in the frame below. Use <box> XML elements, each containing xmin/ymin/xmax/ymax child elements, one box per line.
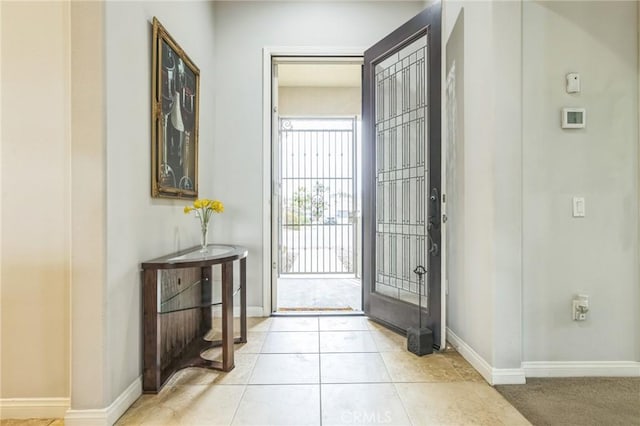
<box><xmin>362</xmin><ymin>2</ymin><xmax>442</xmax><ymax>348</ymax></box>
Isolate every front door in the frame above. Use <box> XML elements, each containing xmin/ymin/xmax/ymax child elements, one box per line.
<box><xmin>362</xmin><ymin>2</ymin><xmax>442</xmax><ymax>348</ymax></box>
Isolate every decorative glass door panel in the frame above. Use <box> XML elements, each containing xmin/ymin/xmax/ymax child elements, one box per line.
<box><xmin>374</xmin><ymin>36</ymin><xmax>428</xmax><ymax>307</ymax></box>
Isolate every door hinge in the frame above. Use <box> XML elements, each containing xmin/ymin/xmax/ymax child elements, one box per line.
<box><xmin>442</xmin><ymin>214</ymin><xmax>447</xmax><ymax>223</ymax></box>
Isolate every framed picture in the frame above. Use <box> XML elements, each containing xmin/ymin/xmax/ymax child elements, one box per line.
<box><xmin>151</xmin><ymin>17</ymin><xmax>200</xmax><ymax>199</ymax></box>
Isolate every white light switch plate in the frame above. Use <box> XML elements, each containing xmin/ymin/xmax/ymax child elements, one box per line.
<box><xmin>572</xmin><ymin>197</ymin><xmax>585</xmax><ymax>217</ymax></box>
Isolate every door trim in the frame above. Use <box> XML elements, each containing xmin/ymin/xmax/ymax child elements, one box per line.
<box><xmin>262</xmin><ymin>46</ymin><xmax>366</xmax><ymax>316</ymax></box>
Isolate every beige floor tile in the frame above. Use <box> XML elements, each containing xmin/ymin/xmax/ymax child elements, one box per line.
<box><xmin>370</xmin><ymin>328</ymin><xmax>407</xmax><ymax>352</ymax></box>
<box><xmin>249</xmin><ymin>353</ymin><xmax>320</xmax><ymax>384</ymax></box>
<box><xmin>0</xmin><ymin>421</ymin><xmax>57</xmax><ymax>426</ymax></box>
<box><xmin>270</xmin><ymin>317</ymin><xmax>319</xmax><ymax>332</ymax></box>
<box><xmin>247</xmin><ymin>317</ymin><xmax>273</xmax><ymax>332</ymax></box>
<box><xmin>321</xmin><ymin>353</ymin><xmax>390</xmax><ymax>383</ymax></box>
<box><xmin>321</xmin><ymin>383</ymin><xmax>411</xmax><ymax>425</ymax></box>
<box><xmin>467</xmin><ymin>383</ymin><xmax>531</xmax><ymax>425</ymax></box>
<box><xmin>395</xmin><ymin>382</ymin><xmax>531</xmax><ymax>425</ymax></box>
<box><xmin>443</xmin><ymin>351</ymin><xmax>487</xmax><ymax>383</ymax></box>
<box><xmin>202</xmin><ymin>333</ymin><xmax>266</xmax><ymax>357</ymax></box>
<box><xmin>320</xmin><ymin>331</ymin><xmax>377</xmax><ymax>353</ymax></box>
<box><xmin>261</xmin><ymin>331</ymin><xmax>319</xmax><ymax>353</ymax></box>
<box><xmin>235</xmin><ymin>331</ymin><xmax>267</xmax><ymax>354</ymax></box>
<box><xmin>117</xmin><ymin>384</ymin><xmax>245</xmax><ymax>425</ymax></box>
<box><xmin>381</xmin><ymin>351</ymin><xmax>464</xmax><ymax>383</ymax></box>
<box><xmin>165</xmin><ymin>354</ymin><xmax>258</xmax><ymax>386</ymax></box>
<box><xmin>232</xmin><ymin>384</ymin><xmax>320</xmax><ymax>425</ymax></box>
<box><xmin>208</xmin><ymin>317</ymin><xmax>273</xmax><ymax>339</ymax></box>
<box><xmin>365</xmin><ymin>318</ymin><xmax>388</xmax><ymax>331</ymax></box>
<box><xmin>48</xmin><ymin>421</ymin><xmax>64</xmax><ymax>426</ymax></box>
<box><xmin>116</xmin><ymin>404</ymin><xmax>179</xmax><ymax>425</ymax></box>
<box><xmin>319</xmin><ymin>316</ymin><xmax>369</xmax><ymax>331</ymax></box>
<box><xmin>176</xmin><ymin>384</ymin><xmax>246</xmax><ymax>425</ymax></box>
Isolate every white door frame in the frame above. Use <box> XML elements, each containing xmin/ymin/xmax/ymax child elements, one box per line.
<box><xmin>261</xmin><ymin>46</ymin><xmax>366</xmax><ymax>315</ymax></box>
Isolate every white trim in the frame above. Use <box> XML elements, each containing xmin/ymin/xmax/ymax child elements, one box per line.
<box><xmin>262</xmin><ymin>47</ymin><xmax>272</xmax><ymax>317</ymax></box>
<box><xmin>214</xmin><ymin>306</ymin><xmax>268</xmax><ymax>318</ymax></box>
<box><xmin>446</xmin><ymin>327</ymin><xmax>526</xmax><ymax>385</ymax></box>
<box><xmin>439</xmin><ymin>8</ymin><xmax>448</xmax><ymax>350</ymax></box>
<box><xmin>447</xmin><ymin>327</ymin><xmax>493</xmax><ymax>383</ymax></box>
<box><xmin>522</xmin><ymin>361</ymin><xmax>640</xmax><ymax>378</ymax></box>
<box><xmin>492</xmin><ymin>368</ymin><xmax>527</xmax><ymax>385</ymax></box>
<box><xmin>0</xmin><ymin>397</ymin><xmax>70</xmax><ymax>419</ymax></box>
<box><xmin>247</xmin><ymin>306</ymin><xmax>265</xmax><ymax>317</ymax></box>
<box><xmin>261</xmin><ymin>46</ymin><xmax>366</xmax><ymax>317</ymax></box>
<box><xmin>65</xmin><ymin>376</ymin><xmax>141</xmax><ymax>426</ymax></box>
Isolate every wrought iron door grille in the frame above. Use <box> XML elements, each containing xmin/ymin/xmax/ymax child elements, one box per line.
<box><xmin>279</xmin><ymin>117</ymin><xmax>357</xmax><ymax>275</ymax></box>
<box><xmin>374</xmin><ymin>35</ymin><xmax>428</xmax><ymax>307</ymax></box>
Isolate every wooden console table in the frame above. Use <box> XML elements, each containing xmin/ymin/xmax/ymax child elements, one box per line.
<box><xmin>141</xmin><ymin>244</ymin><xmax>247</xmax><ymax>393</ymax></box>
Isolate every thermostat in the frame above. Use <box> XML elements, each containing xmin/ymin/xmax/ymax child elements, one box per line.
<box><xmin>562</xmin><ymin>108</ymin><xmax>586</xmax><ymax>129</ymax></box>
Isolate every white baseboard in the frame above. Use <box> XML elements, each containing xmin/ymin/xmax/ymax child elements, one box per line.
<box><xmin>219</xmin><ymin>306</ymin><xmax>265</xmax><ymax>317</ymax></box>
<box><xmin>247</xmin><ymin>306</ymin><xmax>265</xmax><ymax>317</ymax></box>
<box><xmin>0</xmin><ymin>397</ymin><xmax>69</xmax><ymax>419</ymax></box>
<box><xmin>523</xmin><ymin>361</ymin><xmax>640</xmax><ymax>378</ymax></box>
<box><xmin>491</xmin><ymin>368</ymin><xmax>527</xmax><ymax>385</ymax></box>
<box><xmin>446</xmin><ymin>327</ymin><xmax>526</xmax><ymax>385</ymax></box>
<box><xmin>65</xmin><ymin>376</ymin><xmax>141</xmax><ymax>426</ymax></box>
<box><xmin>446</xmin><ymin>327</ymin><xmax>493</xmax><ymax>383</ymax></box>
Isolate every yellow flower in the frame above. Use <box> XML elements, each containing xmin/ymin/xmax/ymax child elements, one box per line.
<box><xmin>183</xmin><ymin>197</ymin><xmax>223</xmax><ymax>221</ymax></box>
<box><xmin>211</xmin><ymin>200</ymin><xmax>224</xmax><ymax>213</ymax></box>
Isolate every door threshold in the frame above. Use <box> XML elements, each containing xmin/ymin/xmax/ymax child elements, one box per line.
<box><xmin>272</xmin><ymin>310</ymin><xmax>364</xmax><ymax>317</ymax></box>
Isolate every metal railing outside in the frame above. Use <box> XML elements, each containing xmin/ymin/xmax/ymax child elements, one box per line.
<box><xmin>278</xmin><ymin>117</ymin><xmax>357</xmax><ymax>275</ymax></box>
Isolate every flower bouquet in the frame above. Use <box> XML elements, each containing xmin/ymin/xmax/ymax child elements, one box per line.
<box><xmin>184</xmin><ymin>198</ymin><xmax>224</xmax><ymax>252</ymax></box>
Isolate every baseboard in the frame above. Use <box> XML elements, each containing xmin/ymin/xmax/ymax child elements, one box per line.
<box><xmin>491</xmin><ymin>368</ymin><xmax>527</xmax><ymax>385</ymax></box>
<box><xmin>0</xmin><ymin>397</ymin><xmax>69</xmax><ymax>419</ymax></box>
<box><xmin>446</xmin><ymin>327</ymin><xmax>526</xmax><ymax>385</ymax></box>
<box><xmin>65</xmin><ymin>376</ymin><xmax>141</xmax><ymax>426</ymax></box>
<box><xmin>247</xmin><ymin>306</ymin><xmax>265</xmax><ymax>317</ymax></box>
<box><xmin>523</xmin><ymin>361</ymin><xmax>640</xmax><ymax>378</ymax></box>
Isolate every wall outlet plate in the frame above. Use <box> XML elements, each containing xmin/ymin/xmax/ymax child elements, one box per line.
<box><xmin>572</xmin><ymin>294</ymin><xmax>589</xmax><ymax>321</ymax></box>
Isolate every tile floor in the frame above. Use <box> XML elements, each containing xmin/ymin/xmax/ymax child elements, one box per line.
<box><xmin>114</xmin><ymin>316</ymin><xmax>530</xmax><ymax>425</ymax></box>
<box><xmin>276</xmin><ymin>278</ymin><xmax>362</xmax><ymax>312</ymax></box>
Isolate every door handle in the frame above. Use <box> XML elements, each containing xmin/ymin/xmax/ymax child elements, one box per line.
<box><xmin>428</xmin><ymin>188</ymin><xmax>440</xmax><ymax>231</ymax></box>
<box><xmin>428</xmin><ymin>188</ymin><xmax>440</xmax><ymax>256</ymax></box>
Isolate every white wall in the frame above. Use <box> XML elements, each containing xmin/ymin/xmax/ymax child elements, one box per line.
<box><xmin>213</xmin><ymin>0</ymin><xmax>426</xmax><ymax>308</ymax></box>
<box><xmin>104</xmin><ymin>0</ymin><xmax>217</xmax><ymax>404</ymax></box>
<box><xmin>522</xmin><ymin>1</ymin><xmax>639</xmax><ymax>363</ymax></box>
<box><xmin>1</xmin><ymin>0</ymin><xmax>71</xmax><ymax>401</ymax></box>
<box><xmin>279</xmin><ymin>87</ymin><xmax>361</xmax><ymax>117</ymax></box>
<box><xmin>443</xmin><ymin>0</ymin><xmax>500</xmax><ymax>368</ymax></box>
<box><xmin>70</xmin><ymin>0</ymin><xmax>108</xmax><ymax>410</ymax></box>
<box><xmin>444</xmin><ymin>0</ymin><xmax>639</xmax><ymax>379</ymax></box>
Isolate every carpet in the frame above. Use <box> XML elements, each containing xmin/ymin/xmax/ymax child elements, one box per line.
<box><xmin>496</xmin><ymin>377</ymin><xmax>640</xmax><ymax>426</ymax></box>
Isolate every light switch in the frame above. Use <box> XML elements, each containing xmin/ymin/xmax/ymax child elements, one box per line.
<box><xmin>572</xmin><ymin>197</ymin><xmax>585</xmax><ymax>217</ymax></box>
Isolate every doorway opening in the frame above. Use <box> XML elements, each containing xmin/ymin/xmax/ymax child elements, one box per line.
<box><xmin>272</xmin><ymin>58</ymin><xmax>363</xmax><ymax>313</ymax></box>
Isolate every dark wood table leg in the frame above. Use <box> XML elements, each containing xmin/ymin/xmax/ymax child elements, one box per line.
<box><xmin>221</xmin><ymin>260</ymin><xmax>235</xmax><ymax>371</ymax></box>
<box><xmin>200</xmin><ymin>265</ymin><xmax>212</xmax><ymax>334</ymax></box>
<box><xmin>143</xmin><ymin>268</ymin><xmax>161</xmax><ymax>393</ymax></box>
<box><xmin>240</xmin><ymin>257</ymin><xmax>247</xmax><ymax>343</ymax></box>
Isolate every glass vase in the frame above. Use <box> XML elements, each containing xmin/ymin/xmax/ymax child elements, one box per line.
<box><xmin>200</xmin><ymin>221</ymin><xmax>209</xmax><ymax>252</ymax></box>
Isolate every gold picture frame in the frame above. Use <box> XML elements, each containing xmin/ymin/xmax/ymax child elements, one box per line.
<box><xmin>151</xmin><ymin>17</ymin><xmax>200</xmax><ymax>199</ymax></box>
